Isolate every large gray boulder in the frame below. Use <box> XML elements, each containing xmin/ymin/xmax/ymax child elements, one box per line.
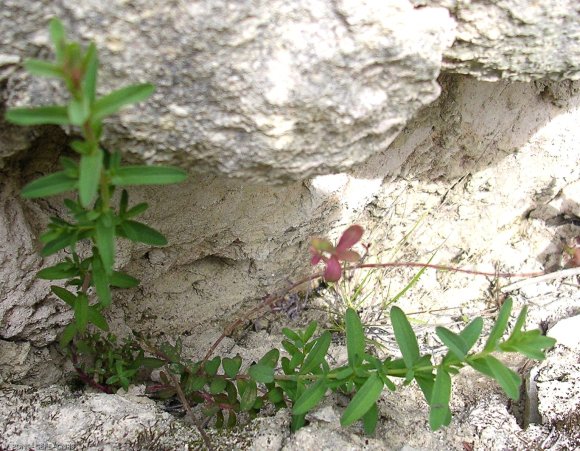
<box><xmin>1</xmin><ymin>0</ymin><xmax>456</xmax><ymax>182</ymax></box>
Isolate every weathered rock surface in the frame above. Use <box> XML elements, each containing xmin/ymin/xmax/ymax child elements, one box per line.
<box><xmin>0</xmin><ymin>384</ymin><xmax>202</xmax><ymax>449</ymax></box>
<box><xmin>432</xmin><ymin>0</ymin><xmax>580</xmax><ymax>81</ymax></box>
<box><xmin>1</xmin><ymin>0</ymin><xmax>456</xmax><ymax>181</ymax></box>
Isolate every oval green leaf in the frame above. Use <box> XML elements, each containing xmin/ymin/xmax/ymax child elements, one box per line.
<box><xmin>390</xmin><ymin>306</ymin><xmax>420</xmax><ymax>369</ymax></box>
<box><xmin>293</xmin><ymin>379</ymin><xmax>328</xmax><ymax>415</ymax></box>
<box><xmin>300</xmin><ymin>330</ymin><xmax>331</xmax><ymax>374</ymax></box>
<box><xmin>340</xmin><ymin>374</ymin><xmax>384</xmax><ymax>427</ymax></box>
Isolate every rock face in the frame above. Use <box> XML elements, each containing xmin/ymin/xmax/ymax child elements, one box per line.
<box><xmin>1</xmin><ymin>0</ymin><xmax>456</xmax><ymax>181</ymax></box>
<box><xmin>431</xmin><ymin>0</ymin><xmax>580</xmax><ymax>81</ymax></box>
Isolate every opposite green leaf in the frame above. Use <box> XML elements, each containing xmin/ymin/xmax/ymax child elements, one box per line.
<box><xmin>120</xmin><ymin>220</ymin><xmax>167</xmax><ymax>246</ymax></box>
<box><xmin>59</xmin><ymin>322</ymin><xmax>77</xmax><ymax>348</ymax></box>
<box><xmin>68</xmin><ymin>96</ymin><xmax>90</xmax><ymax>126</ymax></box>
<box><xmin>390</xmin><ymin>306</ymin><xmax>420</xmax><ymax>369</ymax></box>
<box><xmin>87</xmin><ymin>307</ymin><xmax>109</xmax><ymax>331</ymax></box>
<box><xmin>5</xmin><ymin>106</ymin><xmax>70</xmax><ymax>126</ymax></box>
<box><xmin>239</xmin><ymin>380</ymin><xmax>258</xmax><ymax>411</ymax></box>
<box><xmin>110</xmin><ymin>166</ymin><xmax>187</xmax><ymax>186</ymax></box>
<box><xmin>109</xmin><ymin>271</ymin><xmax>140</xmax><ymax>288</ymax></box>
<box><xmin>51</xmin><ymin>285</ymin><xmax>77</xmax><ymax>307</ymax></box>
<box><xmin>79</xmin><ymin>149</ymin><xmax>103</xmax><ymax>207</ymax></box>
<box><xmin>436</xmin><ymin>327</ymin><xmax>468</xmax><ymax>360</ymax></box>
<box><xmin>92</xmin><ymin>83</ymin><xmax>155</xmax><ymax>121</ymax></box>
<box><xmin>21</xmin><ymin>171</ymin><xmax>77</xmax><ymax>198</ymax></box>
<box><xmin>345</xmin><ymin>308</ymin><xmax>365</xmax><ymax>367</ymax></box>
<box><xmin>37</xmin><ymin>262</ymin><xmax>78</xmax><ymax>280</ymax></box>
<box><xmin>74</xmin><ymin>293</ymin><xmax>89</xmax><ymax>333</ymax></box>
<box><xmin>222</xmin><ymin>355</ymin><xmax>243</xmax><ymax>378</ymax></box>
<box><xmin>248</xmin><ymin>363</ymin><xmax>274</xmax><ymax>384</ymax></box>
<box><xmin>24</xmin><ymin>59</ymin><xmax>63</xmax><ymax>78</ymax></box>
<box><xmin>95</xmin><ymin>215</ymin><xmax>115</xmax><ymax>275</ymax></box>
<box><xmin>83</xmin><ymin>43</ymin><xmax>98</xmax><ymax>104</ymax></box>
<box><xmin>341</xmin><ymin>374</ymin><xmax>384</xmax><ymax>427</ymax></box>
<box><xmin>293</xmin><ymin>379</ymin><xmax>328</xmax><ymax>415</ymax></box>
<box><xmin>429</xmin><ymin>368</ymin><xmax>452</xmax><ymax>431</ymax></box>
<box><xmin>484</xmin><ymin>297</ymin><xmax>513</xmax><ymax>352</ymax></box>
<box><xmin>49</xmin><ymin>18</ymin><xmax>66</xmax><ymax>61</ymax></box>
<box><xmin>485</xmin><ymin>355</ymin><xmax>521</xmax><ymax>400</ymax></box>
<box><xmin>91</xmin><ymin>254</ymin><xmax>111</xmax><ymax>307</ymax></box>
<box><xmin>300</xmin><ymin>331</ymin><xmax>331</xmax><ymax>374</ymax></box>
<box><xmin>362</xmin><ymin>402</ymin><xmax>379</xmax><ymax>435</ymax></box>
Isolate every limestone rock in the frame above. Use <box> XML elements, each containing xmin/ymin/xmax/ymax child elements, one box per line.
<box><xmin>0</xmin><ymin>384</ymin><xmax>202</xmax><ymax>449</ymax></box>
<box><xmin>424</xmin><ymin>0</ymin><xmax>580</xmax><ymax>81</ymax></box>
<box><xmin>1</xmin><ymin>0</ymin><xmax>455</xmax><ymax>182</ymax></box>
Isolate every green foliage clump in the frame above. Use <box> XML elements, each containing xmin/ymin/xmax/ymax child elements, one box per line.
<box><xmin>5</xmin><ymin>18</ymin><xmax>187</xmax><ymax>344</ymax></box>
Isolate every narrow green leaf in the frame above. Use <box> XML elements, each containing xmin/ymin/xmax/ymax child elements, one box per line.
<box><xmin>300</xmin><ymin>331</ymin><xmax>331</xmax><ymax>374</ymax></box>
<box><xmin>24</xmin><ymin>59</ymin><xmax>63</xmax><ymax>78</ymax></box>
<box><xmin>51</xmin><ymin>285</ymin><xmax>77</xmax><ymax>307</ymax></box>
<box><xmin>125</xmin><ymin>202</ymin><xmax>149</xmax><ymax>219</ymax></box>
<box><xmin>282</xmin><ymin>327</ymin><xmax>302</xmax><ymax>343</ymax></box>
<box><xmin>362</xmin><ymin>402</ymin><xmax>379</xmax><ymax>435</ymax></box>
<box><xmin>239</xmin><ymin>380</ymin><xmax>258</xmax><ymax>411</ymax></box>
<box><xmin>87</xmin><ymin>307</ymin><xmax>109</xmax><ymax>331</ymax></box>
<box><xmin>96</xmin><ymin>215</ymin><xmax>115</xmax><ymax>276</ymax></box>
<box><xmin>485</xmin><ymin>355</ymin><xmax>521</xmax><ymax>400</ymax></box>
<box><xmin>110</xmin><ymin>166</ymin><xmax>187</xmax><ymax>186</ymax></box>
<box><xmin>429</xmin><ymin>368</ymin><xmax>452</xmax><ymax>430</ymax></box>
<box><xmin>484</xmin><ymin>297</ymin><xmax>513</xmax><ymax>352</ymax></box>
<box><xmin>79</xmin><ymin>149</ymin><xmax>103</xmax><ymax>207</ymax></box>
<box><xmin>120</xmin><ymin>220</ymin><xmax>167</xmax><ymax>246</ymax></box>
<box><xmin>436</xmin><ymin>327</ymin><xmax>468</xmax><ymax>360</ymax></box>
<box><xmin>67</xmin><ymin>97</ymin><xmax>90</xmax><ymax>126</ymax></box>
<box><xmin>390</xmin><ymin>306</ymin><xmax>420</xmax><ymax>368</ymax></box>
<box><xmin>74</xmin><ymin>293</ymin><xmax>89</xmax><ymax>333</ymax></box>
<box><xmin>340</xmin><ymin>374</ymin><xmax>384</xmax><ymax>427</ymax></box>
<box><xmin>59</xmin><ymin>322</ymin><xmax>77</xmax><ymax>348</ymax></box>
<box><xmin>508</xmin><ymin>306</ymin><xmax>528</xmax><ymax>339</ymax></box>
<box><xmin>248</xmin><ymin>363</ymin><xmax>274</xmax><ymax>384</ymax></box>
<box><xmin>49</xmin><ymin>18</ymin><xmax>66</xmax><ymax>61</ymax></box>
<box><xmin>302</xmin><ymin>321</ymin><xmax>318</xmax><ymax>342</ymax></box>
<box><xmin>92</xmin><ymin>83</ymin><xmax>155</xmax><ymax>121</ymax></box>
<box><xmin>222</xmin><ymin>355</ymin><xmax>242</xmax><ymax>378</ymax></box>
<box><xmin>291</xmin><ymin>414</ymin><xmax>306</xmax><ymax>432</ymax></box>
<box><xmin>345</xmin><ymin>308</ymin><xmax>365</xmax><ymax>367</ymax></box>
<box><xmin>415</xmin><ymin>371</ymin><xmax>436</xmax><ymax>403</ymax></box>
<box><xmin>37</xmin><ymin>262</ymin><xmax>78</xmax><ymax>280</ymax></box>
<box><xmin>5</xmin><ymin>106</ymin><xmax>69</xmax><ymax>126</ymax></box>
<box><xmin>460</xmin><ymin>317</ymin><xmax>484</xmax><ymax>351</ymax></box>
<box><xmin>41</xmin><ymin>232</ymin><xmax>75</xmax><ymax>257</ymax></box>
<box><xmin>293</xmin><ymin>379</ymin><xmax>328</xmax><ymax>415</ymax></box>
<box><xmin>110</xmin><ymin>271</ymin><xmax>140</xmax><ymax>288</ymax></box>
<box><xmin>467</xmin><ymin>357</ymin><xmax>494</xmax><ymax>378</ymax></box>
<box><xmin>91</xmin><ymin>254</ymin><xmax>111</xmax><ymax>307</ymax></box>
<box><xmin>21</xmin><ymin>171</ymin><xmax>77</xmax><ymax>198</ymax></box>
<box><xmin>83</xmin><ymin>43</ymin><xmax>98</xmax><ymax>104</ymax></box>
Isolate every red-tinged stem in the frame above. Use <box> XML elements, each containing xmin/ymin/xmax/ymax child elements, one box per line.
<box><xmin>203</xmin><ymin>261</ymin><xmax>544</xmax><ymax>362</ymax></box>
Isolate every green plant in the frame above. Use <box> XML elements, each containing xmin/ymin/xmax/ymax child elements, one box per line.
<box><xmin>5</xmin><ymin>18</ymin><xmax>186</xmax><ymax>347</ymax></box>
<box><xmin>7</xmin><ymin>19</ymin><xmax>556</xmax><ymax>448</ymax></box>
<box><xmin>143</xmin><ymin>297</ymin><xmax>554</xmax><ymax>435</ymax></box>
